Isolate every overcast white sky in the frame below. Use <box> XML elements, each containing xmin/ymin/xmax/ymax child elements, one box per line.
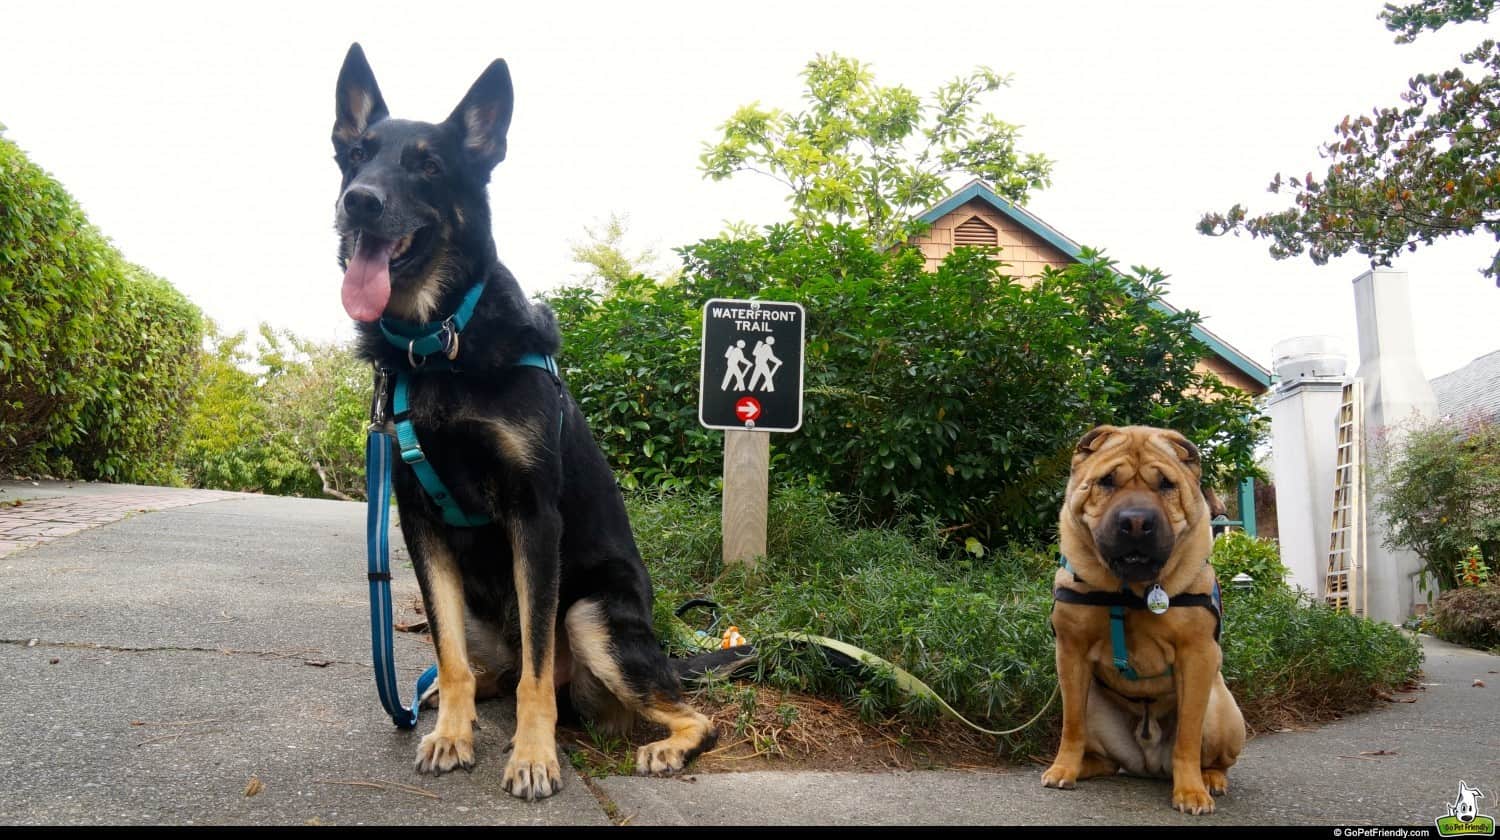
<box><xmin>3</xmin><ymin>0</ymin><xmax>1497</xmax><ymax>381</ymax></box>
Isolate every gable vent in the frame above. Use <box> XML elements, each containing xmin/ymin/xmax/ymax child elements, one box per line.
<box><xmin>954</xmin><ymin>216</ymin><xmax>998</xmax><ymax>247</ymax></box>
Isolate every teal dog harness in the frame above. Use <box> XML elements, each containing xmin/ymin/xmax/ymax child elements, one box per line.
<box><xmin>374</xmin><ymin>282</ymin><xmax>561</xmax><ymax>527</ymax></box>
<box><xmin>1052</xmin><ymin>555</ymin><xmax>1221</xmax><ymax>682</ymax></box>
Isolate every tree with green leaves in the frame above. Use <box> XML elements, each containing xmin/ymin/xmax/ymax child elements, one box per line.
<box><xmin>1199</xmin><ymin>0</ymin><xmax>1500</xmax><ymax>284</ymax></box>
<box><xmin>1373</xmin><ymin>414</ymin><xmax>1499</xmax><ymax>592</ymax></box>
<box><xmin>700</xmin><ymin>54</ymin><xmax>1053</xmax><ymax>249</ymax></box>
<box><xmin>178</xmin><ymin>325</ymin><xmax>367</xmax><ymax>499</ymax></box>
<box><xmin>568</xmin><ymin>212</ymin><xmax>676</xmax><ymax>291</ymax></box>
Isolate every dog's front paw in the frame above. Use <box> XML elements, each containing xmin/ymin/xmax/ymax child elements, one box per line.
<box><xmin>1041</xmin><ymin>761</ymin><xmax>1079</xmax><ymax>790</ymax></box>
<box><xmin>1172</xmin><ymin>783</ymin><xmax>1216</xmax><ymax>815</ymax></box>
<box><xmin>635</xmin><ymin>739</ymin><xmax>693</xmax><ymax>776</ymax></box>
<box><xmin>502</xmin><ymin>738</ymin><xmax>563</xmax><ymax>801</ymax></box>
<box><xmin>1202</xmin><ymin>769</ymin><xmax>1229</xmax><ymax>796</ymax></box>
<box><xmin>415</xmin><ymin>725</ymin><xmax>474</xmax><ymax>774</ymax></box>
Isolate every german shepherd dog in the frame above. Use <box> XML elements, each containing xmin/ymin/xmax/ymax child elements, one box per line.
<box><xmin>332</xmin><ymin>43</ymin><xmax>717</xmax><ymax>801</ymax></box>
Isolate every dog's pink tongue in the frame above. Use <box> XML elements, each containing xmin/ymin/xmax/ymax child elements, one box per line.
<box><xmin>342</xmin><ymin>237</ymin><xmax>396</xmax><ymax>322</ymax></box>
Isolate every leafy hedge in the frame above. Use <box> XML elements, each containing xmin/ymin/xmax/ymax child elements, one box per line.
<box><xmin>63</xmin><ymin>266</ymin><xmax>204</xmax><ymax>483</ymax></box>
<box><xmin>550</xmin><ymin>223</ymin><xmax>1265</xmax><ymax>544</ymax></box>
<box><xmin>548</xmin><ymin>277</ymin><xmax>719</xmax><ymax>491</ymax></box>
<box><xmin>0</xmin><ymin>130</ymin><xmax>203</xmax><ymax>481</ymax></box>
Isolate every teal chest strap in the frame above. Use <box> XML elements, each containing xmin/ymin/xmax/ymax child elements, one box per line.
<box><xmin>1052</xmin><ymin>555</ymin><xmax>1222</xmax><ymax>682</ymax></box>
<box><xmin>388</xmin><ymin>353</ymin><xmax>559</xmax><ymax>528</ymax></box>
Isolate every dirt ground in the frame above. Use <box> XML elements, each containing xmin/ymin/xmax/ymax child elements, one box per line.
<box><xmin>672</xmin><ymin>685</ymin><xmax>1014</xmax><ymax>773</ymax></box>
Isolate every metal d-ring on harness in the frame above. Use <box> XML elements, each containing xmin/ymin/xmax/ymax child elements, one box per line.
<box><xmin>1051</xmin><ymin>556</ymin><xmax>1222</xmax><ymax>683</ymax></box>
<box><xmin>362</xmin><ymin>281</ymin><xmax>564</xmax><ymax>728</ymax></box>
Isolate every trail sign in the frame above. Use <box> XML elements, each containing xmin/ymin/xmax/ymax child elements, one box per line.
<box><xmin>699</xmin><ymin>299</ymin><xmax>804</xmax><ymax>432</ymax></box>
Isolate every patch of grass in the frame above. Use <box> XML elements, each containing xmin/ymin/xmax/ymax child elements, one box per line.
<box><xmin>630</xmin><ymin>485</ymin><xmax>1424</xmax><ymax>760</ymax></box>
<box><xmin>565</xmin><ymin>720</ymin><xmax>636</xmax><ymax>778</ymax></box>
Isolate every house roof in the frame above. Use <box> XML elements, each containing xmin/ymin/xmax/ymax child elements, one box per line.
<box><xmin>917</xmin><ymin>180</ymin><xmax>1274</xmax><ymax>389</ymax></box>
<box><xmin>1431</xmin><ymin>349</ymin><xmax>1500</xmax><ymax>422</ymax></box>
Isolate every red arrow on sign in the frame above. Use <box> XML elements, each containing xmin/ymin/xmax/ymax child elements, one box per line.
<box><xmin>735</xmin><ymin>396</ymin><xmax>762</xmax><ymax>422</ymax></box>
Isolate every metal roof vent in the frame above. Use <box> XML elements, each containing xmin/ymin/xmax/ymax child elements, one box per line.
<box><xmin>1272</xmin><ymin>335</ymin><xmax>1347</xmax><ymax>387</ymax></box>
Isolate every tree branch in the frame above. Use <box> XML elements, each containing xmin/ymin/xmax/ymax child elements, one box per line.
<box><xmin>313</xmin><ymin>461</ymin><xmax>355</xmax><ymax>502</ymax></box>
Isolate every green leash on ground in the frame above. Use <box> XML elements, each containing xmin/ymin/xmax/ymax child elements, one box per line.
<box><xmin>673</xmin><ymin>600</ymin><xmax>1057</xmax><ymax>737</ymax></box>
<box><xmin>765</xmin><ymin>632</ymin><xmax>1059</xmax><ymax>738</ymax></box>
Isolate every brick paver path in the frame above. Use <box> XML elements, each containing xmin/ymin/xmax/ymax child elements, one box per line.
<box><xmin>0</xmin><ymin>488</ymin><xmax>241</xmax><ymax>557</ymax></box>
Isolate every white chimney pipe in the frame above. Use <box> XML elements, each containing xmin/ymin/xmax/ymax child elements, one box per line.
<box><xmin>1352</xmin><ymin>268</ymin><xmax>1439</xmax><ymax>623</ymax></box>
<box><xmin>1266</xmin><ymin>336</ymin><xmax>1348</xmax><ymax>597</ymax></box>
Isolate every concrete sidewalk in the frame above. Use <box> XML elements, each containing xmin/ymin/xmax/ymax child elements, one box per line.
<box><xmin>0</xmin><ymin>483</ymin><xmax>1495</xmax><ymax>826</ymax></box>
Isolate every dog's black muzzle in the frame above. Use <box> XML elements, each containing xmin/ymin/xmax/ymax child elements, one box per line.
<box><xmin>1094</xmin><ymin>503</ymin><xmax>1173</xmax><ymax>582</ymax></box>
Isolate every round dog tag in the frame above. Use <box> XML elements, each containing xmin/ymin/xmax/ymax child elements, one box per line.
<box><xmin>1145</xmin><ymin>584</ymin><xmax>1170</xmax><ymax>615</ymax></box>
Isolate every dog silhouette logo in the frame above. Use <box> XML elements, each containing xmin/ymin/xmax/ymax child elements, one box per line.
<box><xmin>1437</xmin><ymin>782</ymin><xmax>1495</xmax><ymax>837</ymax></box>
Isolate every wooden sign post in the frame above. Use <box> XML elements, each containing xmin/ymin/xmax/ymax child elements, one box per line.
<box><xmin>721</xmin><ymin>430</ymin><xmax>769</xmax><ymax>568</ymax></box>
<box><xmin>698</xmin><ymin>299</ymin><xmax>805</xmax><ymax>569</ymax></box>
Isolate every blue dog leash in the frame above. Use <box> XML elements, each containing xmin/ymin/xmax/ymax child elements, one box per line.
<box><xmin>366</xmin><ymin>406</ymin><xmax>438</xmax><ymax>729</ymax></box>
<box><xmin>363</xmin><ymin>281</ymin><xmax>563</xmax><ymax>728</ymax></box>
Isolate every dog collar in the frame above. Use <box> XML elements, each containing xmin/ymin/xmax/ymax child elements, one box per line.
<box><xmin>378</xmin><ymin>282</ymin><xmax>487</xmax><ymax>367</ymax></box>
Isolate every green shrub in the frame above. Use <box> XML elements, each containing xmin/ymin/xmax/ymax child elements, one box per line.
<box><xmin>0</xmin><ymin>131</ymin><xmax>204</xmax><ymax>480</ymax></box>
<box><xmin>554</xmin><ymin>224</ymin><xmax>1265</xmax><ymax>545</ymax></box>
<box><xmin>258</xmin><ymin>327</ymin><xmax>369</xmax><ymax>500</ymax></box>
<box><xmin>1</xmin><ymin>131</ymin><xmax>122</xmax><ymax>471</ymax></box>
<box><xmin>549</xmin><ymin>277</ymin><xmax>720</xmax><ymax>492</ymax></box>
<box><xmin>63</xmin><ymin>265</ymin><xmax>203</xmax><ymax>484</ymax></box>
<box><xmin>1210</xmin><ymin>531</ymin><xmax>1290</xmax><ymax>593</ymax></box>
<box><xmin>1431</xmin><ymin>584</ymin><xmax>1500</xmax><ymax>650</ymax></box>
<box><xmin>1374</xmin><ymin>416</ymin><xmax>1500</xmax><ymax>591</ymax></box>
<box><xmin>1222</xmin><ymin>586</ymin><xmax>1423</xmax><ymax>725</ymax></box>
<box><xmin>631</xmin><ymin>486</ymin><xmax>1421</xmax><ymax>755</ymax></box>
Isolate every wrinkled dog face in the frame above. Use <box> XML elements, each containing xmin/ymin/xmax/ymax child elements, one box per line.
<box><xmin>1067</xmin><ymin>425</ymin><xmax>1207</xmax><ymax>583</ymax></box>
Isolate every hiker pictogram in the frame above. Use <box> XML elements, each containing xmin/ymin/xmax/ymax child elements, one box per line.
<box><xmin>748</xmin><ymin>337</ymin><xmax>782</xmax><ymax>393</ymax></box>
<box><xmin>721</xmin><ymin>340</ymin><xmax>751</xmax><ymax>391</ymax></box>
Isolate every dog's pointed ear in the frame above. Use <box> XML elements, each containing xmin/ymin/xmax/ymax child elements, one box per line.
<box><xmin>446</xmin><ymin>59</ymin><xmax>514</xmax><ymax>171</ymax></box>
<box><xmin>1075</xmin><ymin>425</ymin><xmax>1118</xmax><ymax>457</ymax></box>
<box><xmin>334</xmin><ymin>43</ymin><xmax>388</xmax><ymax>144</ymax></box>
